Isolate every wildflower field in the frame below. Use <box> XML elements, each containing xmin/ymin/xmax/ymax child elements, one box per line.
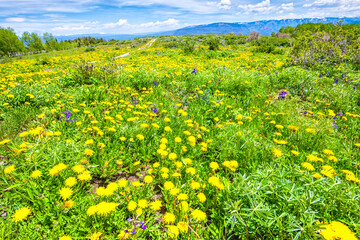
<box><xmin>1</xmin><ymin>34</ymin><xmax>360</xmax><ymax>239</ymax></box>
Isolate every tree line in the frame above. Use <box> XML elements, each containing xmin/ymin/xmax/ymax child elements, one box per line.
<box><xmin>279</xmin><ymin>22</ymin><xmax>360</xmax><ymax>68</ymax></box>
<box><xmin>0</xmin><ymin>27</ymin><xmax>107</xmax><ymax>57</ymax></box>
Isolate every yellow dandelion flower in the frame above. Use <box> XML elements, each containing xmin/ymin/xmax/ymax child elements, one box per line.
<box><xmin>167</xmin><ymin>225</ymin><xmax>179</xmax><ymax>239</ymax></box>
<box><xmin>4</xmin><ymin>165</ymin><xmax>16</xmax><ymax>175</ymax></box>
<box><xmin>175</xmin><ymin>161</ymin><xmax>183</xmax><ymax>168</ymax></box>
<box><xmin>127</xmin><ymin>201</ymin><xmax>137</xmax><ymax>211</ymax></box>
<box><xmin>272</xmin><ymin>148</ymin><xmax>282</xmax><ymax>158</ymax></box>
<box><xmin>190</xmin><ymin>181</ymin><xmax>201</xmax><ymax>190</ymax></box>
<box><xmin>65</xmin><ymin>177</ymin><xmax>77</xmax><ymax>187</ymax></box>
<box><xmin>84</xmin><ymin>148</ymin><xmax>94</xmax><ymax>156</ymax></box>
<box><xmin>138</xmin><ymin>199</ymin><xmax>148</xmax><ymax>209</ymax></box>
<box><xmin>30</xmin><ymin>170</ymin><xmax>42</xmax><ymax>179</ymax></box>
<box><xmin>132</xmin><ymin>181</ymin><xmax>142</xmax><ymax>188</ymax></box>
<box><xmin>323</xmin><ymin>149</ymin><xmax>335</xmax><ymax>155</ymax></box>
<box><xmin>136</xmin><ymin>208</ymin><xmax>143</xmax><ymax>216</ymax></box>
<box><xmin>321</xmin><ymin>165</ymin><xmax>336</xmax><ymax>178</ymax></box>
<box><xmin>59</xmin><ymin>187</ymin><xmax>73</xmax><ymax>200</ymax></box>
<box><xmin>170</xmin><ymin>188</ymin><xmax>180</xmax><ymax>196</ymax></box>
<box><xmin>118</xmin><ymin>230</ymin><xmax>130</xmax><ymax>239</ymax></box>
<box><xmin>78</xmin><ymin>173</ymin><xmax>91</xmax><ymax>182</ymax></box>
<box><xmin>177</xmin><ymin>222</ymin><xmax>188</xmax><ymax>233</ymax></box>
<box><xmin>318</xmin><ymin>221</ymin><xmax>357</xmax><ymax>240</ymax></box>
<box><xmin>85</xmin><ymin>139</ymin><xmax>94</xmax><ymax>145</ymax></box>
<box><xmin>180</xmin><ymin>201</ymin><xmax>189</xmax><ymax>212</ymax></box>
<box><xmin>150</xmin><ymin>200</ymin><xmax>162</xmax><ymax>211</ymax></box>
<box><xmin>63</xmin><ymin>200</ymin><xmax>74</xmax><ymax>209</ymax></box>
<box><xmin>209</xmin><ymin>162</ymin><xmax>219</xmax><ymax>170</ymax></box>
<box><xmin>96</xmin><ymin>202</ymin><xmax>117</xmax><ymax>215</ymax></box>
<box><xmin>118</xmin><ymin>179</ymin><xmax>128</xmax><ymax>188</ymax></box>
<box><xmin>186</xmin><ymin>167</ymin><xmax>196</xmax><ymax>175</ymax></box>
<box><xmin>301</xmin><ymin>162</ymin><xmax>315</xmax><ymax>171</ymax></box>
<box><xmin>87</xmin><ymin>206</ymin><xmax>97</xmax><ymax>216</ymax></box>
<box><xmin>312</xmin><ymin>173</ymin><xmax>322</xmax><ymax>179</ymax></box>
<box><xmin>197</xmin><ymin>193</ymin><xmax>207</xmax><ymax>203</ymax></box>
<box><xmin>306</xmin><ymin>128</ymin><xmax>316</xmax><ymax>134</ymax></box>
<box><xmin>168</xmin><ymin>153</ymin><xmax>177</xmax><ymax>160</ymax></box>
<box><xmin>164</xmin><ymin>181</ymin><xmax>175</xmax><ymax>190</ymax></box>
<box><xmin>90</xmin><ymin>232</ymin><xmax>102</xmax><ymax>240</ymax></box>
<box><xmin>191</xmin><ymin>209</ymin><xmax>207</xmax><ymax>222</ymax></box>
<box><xmin>163</xmin><ymin>212</ymin><xmax>176</xmax><ymax>224</ymax></box>
<box><xmin>72</xmin><ymin>165</ymin><xmax>85</xmax><ymax>174</ymax></box>
<box><xmin>136</xmin><ymin>134</ymin><xmax>144</xmax><ymax>140</ymax></box>
<box><xmin>177</xmin><ymin>193</ymin><xmax>188</xmax><ymax>201</ymax></box>
<box><xmin>59</xmin><ymin>236</ymin><xmax>72</xmax><ymax>240</ymax></box>
<box><xmin>144</xmin><ymin>175</ymin><xmax>153</xmax><ymax>183</ymax></box>
<box><xmin>327</xmin><ymin>155</ymin><xmax>338</xmax><ymax>162</ymax></box>
<box><xmin>12</xmin><ymin>206</ymin><xmax>31</xmax><ymax>222</ymax></box>
<box><xmin>291</xmin><ymin>150</ymin><xmax>300</xmax><ymax>156</ymax></box>
<box><xmin>222</xmin><ymin>160</ymin><xmax>238</xmax><ymax>171</ymax></box>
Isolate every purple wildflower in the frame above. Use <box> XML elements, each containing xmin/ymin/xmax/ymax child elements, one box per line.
<box><xmin>278</xmin><ymin>90</ymin><xmax>288</xmax><ymax>99</ymax></box>
<box><xmin>60</xmin><ymin>110</ymin><xmax>75</xmax><ymax>122</ymax></box>
<box><xmin>153</xmin><ymin>81</ymin><xmax>158</xmax><ymax>87</ymax></box>
<box><xmin>151</xmin><ymin>104</ymin><xmax>158</xmax><ymax>113</ymax></box>
<box><xmin>131</xmin><ymin>96</ymin><xmax>138</xmax><ymax>105</ymax></box>
<box><xmin>191</xmin><ymin>68</ymin><xmax>197</xmax><ymax>75</ymax></box>
<box><xmin>125</xmin><ymin>218</ymin><xmax>147</xmax><ymax>236</ymax></box>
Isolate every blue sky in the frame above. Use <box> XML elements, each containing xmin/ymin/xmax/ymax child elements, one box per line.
<box><xmin>0</xmin><ymin>0</ymin><xmax>359</xmax><ymax>36</ymax></box>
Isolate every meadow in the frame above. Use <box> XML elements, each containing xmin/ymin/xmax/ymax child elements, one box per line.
<box><xmin>0</xmin><ymin>32</ymin><xmax>360</xmax><ymax>239</ymax></box>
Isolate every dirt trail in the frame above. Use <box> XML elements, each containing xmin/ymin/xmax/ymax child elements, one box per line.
<box><xmin>87</xmin><ymin>38</ymin><xmax>156</xmax><ymax>63</ymax></box>
<box><xmin>114</xmin><ymin>38</ymin><xmax>156</xmax><ymax>59</ymax></box>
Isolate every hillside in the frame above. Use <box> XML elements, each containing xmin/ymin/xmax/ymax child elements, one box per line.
<box><xmin>54</xmin><ymin>17</ymin><xmax>360</xmax><ymax>41</ymax></box>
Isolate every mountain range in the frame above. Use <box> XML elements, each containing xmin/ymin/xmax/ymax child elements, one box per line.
<box><xmin>54</xmin><ymin>17</ymin><xmax>360</xmax><ymax>41</ymax></box>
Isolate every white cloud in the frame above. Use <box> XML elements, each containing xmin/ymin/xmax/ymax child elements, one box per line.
<box><xmin>238</xmin><ymin>0</ymin><xmax>274</xmax><ymax>13</ymax></box>
<box><xmin>301</xmin><ymin>0</ymin><xmax>360</xmax><ymax>17</ymax></box>
<box><xmin>281</xmin><ymin>3</ymin><xmax>294</xmax><ymax>11</ymax></box>
<box><xmin>115</xmin><ymin>0</ymin><xmax>224</xmax><ymax>14</ymax></box>
<box><xmin>103</xmin><ymin>19</ymin><xmax>128</xmax><ymax>28</ymax></box>
<box><xmin>220</xmin><ymin>0</ymin><xmax>231</xmax><ymax>5</ymax></box>
<box><xmin>5</xmin><ymin>17</ymin><xmax>26</xmax><ymax>22</ymax></box>
<box><xmin>139</xmin><ymin>18</ymin><xmax>179</xmax><ymax>28</ymax></box>
<box><xmin>303</xmin><ymin>0</ymin><xmax>338</xmax><ymax>7</ymax></box>
<box><xmin>206</xmin><ymin>0</ymin><xmax>232</xmax><ymax>10</ymax></box>
<box><xmin>238</xmin><ymin>0</ymin><xmax>294</xmax><ymax>14</ymax></box>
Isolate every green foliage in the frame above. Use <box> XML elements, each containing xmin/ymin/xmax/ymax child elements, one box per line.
<box><xmin>1</xmin><ymin>34</ymin><xmax>360</xmax><ymax>240</ymax></box>
<box><xmin>182</xmin><ymin>40</ymin><xmax>195</xmax><ymax>54</ymax></box>
<box><xmin>251</xmin><ymin>37</ymin><xmax>290</xmax><ymax>54</ymax></box>
<box><xmin>43</xmin><ymin>32</ymin><xmax>60</xmax><ymax>51</ymax></box>
<box><xmin>291</xmin><ymin>25</ymin><xmax>360</xmax><ymax>68</ymax></box>
<box><xmin>84</xmin><ymin>47</ymin><xmax>96</xmax><ymax>52</ymax></box>
<box><xmin>0</xmin><ymin>27</ymin><xmax>25</xmax><ymax>56</ymax></box>
<box><xmin>21</xmin><ymin>32</ymin><xmax>45</xmax><ymax>52</ymax></box>
<box><xmin>206</xmin><ymin>37</ymin><xmax>220</xmax><ymax>51</ymax></box>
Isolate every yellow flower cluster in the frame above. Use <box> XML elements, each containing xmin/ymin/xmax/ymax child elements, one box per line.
<box><xmin>87</xmin><ymin>202</ymin><xmax>118</xmax><ymax>216</ymax></box>
<box><xmin>318</xmin><ymin>221</ymin><xmax>358</xmax><ymax>240</ymax></box>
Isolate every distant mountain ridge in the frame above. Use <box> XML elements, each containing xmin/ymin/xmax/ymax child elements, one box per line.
<box><xmin>162</xmin><ymin>17</ymin><xmax>360</xmax><ymax>36</ymax></box>
<box><xmin>54</xmin><ymin>17</ymin><xmax>360</xmax><ymax>41</ymax></box>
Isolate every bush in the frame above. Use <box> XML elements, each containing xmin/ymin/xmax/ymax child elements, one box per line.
<box><xmin>84</xmin><ymin>47</ymin><xmax>96</xmax><ymax>52</ymax></box>
<box><xmin>183</xmin><ymin>41</ymin><xmax>195</xmax><ymax>54</ymax></box>
<box><xmin>206</xmin><ymin>37</ymin><xmax>220</xmax><ymax>51</ymax></box>
<box><xmin>247</xmin><ymin>31</ymin><xmax>260</xmax><ymax>42</ymax></box>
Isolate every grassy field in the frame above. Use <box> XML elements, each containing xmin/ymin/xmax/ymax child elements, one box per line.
<box><xmin>0</xmin><ymin>35</ymin><xmax>359</xmax><ymax>240</ymax></box>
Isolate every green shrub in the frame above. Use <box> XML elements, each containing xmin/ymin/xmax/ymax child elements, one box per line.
<box><xmin>207</xmin><ymin>37</ymin><xmax>220</xmax><ymax>51</ymax></box>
